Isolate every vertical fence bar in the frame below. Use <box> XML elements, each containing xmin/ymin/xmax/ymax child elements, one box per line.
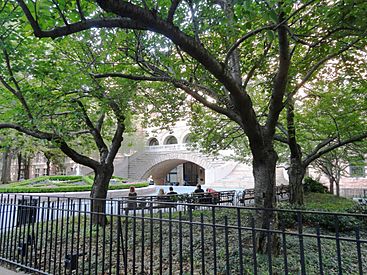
<box><xmin>10</xmin><ymin>196</ymin><xmax>18</xmax><ymax>262</ymax></box>
<box><xmin>334</xmin><ymin>215</ymin><xmax>342</xmax><ymax>275</ymax></box>
<box><xmin>224</xmin><ymin>216</ymin><xmax>230</xmax><ymax>275</ymax></box>
<box><xmin>82</xmin><ymin>203</ymin><xmax>87</xmax><ymax>274</ymax></box>
<box><xmin>64</xmin><ymin>199</ymin><xmax>71</xmax><ymax>275</ymax></box>
<box><xmin>159</xmin><ymin>210</ymin><xmax>163</xmax><ymax>275</ymax></box>
<box><xmin>88</xmin><ymin>200</ymin><xmax>93</xmax><ymax>275</ymax></box>
<box><xmin>58</xmin><ymin>201</ymin><xmax>65</xmax><ymax>275</ymax></box>
<box><xmin>178</xmin><ymin>211</ymin><xmax>183</xmax><ymax>275</ymax></box>
<box><xmin>316</xmin><ymin>225</ymin><xmax>324</xmax><ymax>275</ymax></box>
<box><xmin>116</xmin><ymin>201</ymin><xmax>121</xmax><ymax>275</ymax></box>
<box><xmin>281</xmin><ymin>220</ymin><xmax>288</xmax><ymax>275</ymax></box>
<box><xmin>150</xmin><ymin>204</ymin><xmax>154</xmax><ymax>274</ymax></box>
<box><xmin>355</xmin><ymin>227</ymin><xmax>363</xmax><ymax>275</ymax></box>
<box><xmin>200</xmin><ymin>213</ymin><xmax>205</xmax><ymax>275</ymax></box>
<box><xmin>102</xmin><ymin>206</ymin><xmax>106</xmax><ymax>275</ymax></box>
<box><xmin>70</xmin><ymin>202</ymin><xmax>76</xmax><ymax>275</ymax></box>
<box><xmin>76</xmin><ymin>199</ymin><xmax>81</xmax><ymax>274</ymax></box>
<box><xmin>38</xmin><ymin>201</ymin><xmax>45</xmax><ymax>269</ymax></box>
<box><xmin>141</xmin><ymin>208</ymin><xmax>145</xmax><ymax>275</ymax></box>
<box><xmin>267</xmin><ymin>220</ymin><xmax>273</xmax><ymax>275</ymax></box>
<box><xmin>124</xmin><ymin>210</ymin><xmax>129</xmax><ymax>274</ymax></box>
<box><xmin>168</xmin><ymin>208</ymin><xmax>172</xmax><ymax>275</ymax></box>
<box><xmin>297</xmin><ymin>211</ymin><xmax>306</xmax><ymax>275</ymax></box>
<box><xmin>0</xmin><ymin>194</ymin><xmax>4</xmax><ymax>257</ymax></box>
<box><xmin>47</xmin><ymin>201</ymin><xmax>55</xmax><ymax>273</ymax></box>
<box><xmin>53</xmin><ymin>198</ymin><xmax>60</xmax><ymax>275</ymax></box>
<box><xmin>95</xmin><ymin>210</ymin><xmax>100</xmax><ymax>275</ymax></box>
<box><xmin>132</xmin><ymin>208</ymin><xmax>136</xmax><ymax>275</ymax></box>
<box><xmin>212</xmin><ymin>207</ymin><xmax>217</xmax><ymax>275</ymax></box>
<box><xmin>8</xmin><ymin>198</ymin><xmax>15</xmax><ymax>262</ymax></box>
<box><xmin>237</xmin><ymin>208</ymin><xmax>244</xmax><ymax>275</ymax></box>
<box><xmin>43</xmin><ymin>198</ymin><xmax>50</xmax><ymax>271</ymax></box>
<box><xmin>189</xmin><ymin>206</ymin><xmax>194</xmax><ymax>275</ymax></box>
<box><xmin>25</xmin><ymin>197</ymin><xmax>32</xmax><ymax>267</ymax></box>
<box><xmin>251</xmin><ymin>217</ymin><xmax>258</xmax><ymax>275</ymax></box>
<box><xmin>109</xmin><ymin>202</ymin><xmax>113</xmax><ymax>275</ymax></box>
<box><xmin>4</xmin><ymin>196</ymin><xmax>11</xmax><ymax>261</ymax></box>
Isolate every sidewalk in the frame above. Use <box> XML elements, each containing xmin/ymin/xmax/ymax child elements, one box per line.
<box><xmin>0</xmin><ymin>266</ymin><xmax>27</xmax><ymax>275</ymax></box>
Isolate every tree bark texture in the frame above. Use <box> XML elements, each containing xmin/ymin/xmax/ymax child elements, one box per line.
<box><xmin>17</xmin><ymin>153</ymin><xmax>22</xmax><ymax>181</ymax></box>
<box><xmin>90</xmin><ymin>164</ymin><xmax>114</xmax><ymax>226</ymax></box>
<box><xmin>329</xmin><ymin>178</ymin><xmax>334</xmax><ymax>195</ymax></box>
<box><xmin>1</xmin><ymin>147</ymin><xmax>11</xmax><ymax>184</ymax></box>
<box><xmin>288</xmin><ymin>157</ymin><xmax>305</xmax><ymax>205</ymax></box>
<box><xmin>252</xmin><ymin>144</ymin><xmax>279</xmax><ymax>254</ymax></box>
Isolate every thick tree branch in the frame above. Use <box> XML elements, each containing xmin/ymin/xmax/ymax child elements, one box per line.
<box><xmin>74</xmin><ymin>99</ymin><xmax>109</xmax><ymax>160</ymax></box>
<box><xmin>16</xmin><ymin>1</ymin><xmax>147</xmax><ymax>38</ymax></box>
<box><xmin>304</xmin><ymin>132</ymin><xmax>367</xmax><ymax>166</ymax></box>
<box><xmin>265</xmin><ymin>17</ymin><xmax>290</xmax><ymax>135</ymax></box>
<box><xmin>92</xmin><ymin>72</ymin><xmax>170</xmax><ymax>81</ymax></box>
<box><xmin>0</xmin><ymin>123</ymin><xmax>99</xmax><ymax>169</ymax></box>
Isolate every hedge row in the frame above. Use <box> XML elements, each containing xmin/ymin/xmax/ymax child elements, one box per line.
<box><xmin>0</xmin><ymin>175</ymin><xmax>147</xmax><ymax>193</ymax></box>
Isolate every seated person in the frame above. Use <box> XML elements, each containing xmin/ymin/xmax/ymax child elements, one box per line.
<box><xmin>239</xmin><ymin>189</ymin><xmax>247</xmax><ymax>204</ymax></box>
<box><xmin>157</xmin><ymin>188</ymin><xmax>167</xmax><ymax>201</ymax></box>
<box><xmin>206</xmin><ymin>188</ymin><xmax>220</xmax><ymax>203</ymax></box>
<box><xmin>166</xmin><ymin>186</ymin><xmax>178</xmax><ymax>202</ymax></box>
<box><xmin>194</xmin><ymin>184</ymin><xmax>204</xmax><ymax>193</ymax></box>
<box><xmin>167</xmin><ymin>186</ymin><xmax>178</xmax><ymax>195</ymax></box>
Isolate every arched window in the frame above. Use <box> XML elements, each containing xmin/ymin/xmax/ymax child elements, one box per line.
<box><xmin>183</xmin><ymin>134</ymin><xmax>192</xmax><ymax>144</ymax></box>
<box><xmin>148</xmin><ymin>138</ymin><xmax>159</xmax><ymax>146</ymax></box>
<box><xmin>165</xmin><ymin>136</ymin><xmax>178</xmax><ymax>145</ymax></box>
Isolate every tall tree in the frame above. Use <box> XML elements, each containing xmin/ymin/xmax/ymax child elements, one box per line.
<box><xmin>0</xmin><ymin>17</ymin><xmax>137</xmax><ymax>224</ymax></box>
<box><xmin>15</xmin><ymin>0</ymin><xmax>367</xmax><ymax>251</ymax></box>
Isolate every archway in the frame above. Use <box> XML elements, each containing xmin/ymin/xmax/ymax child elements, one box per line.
<box><xmin>143</xmin><ymin>160</ymin><xmax>205</xmax><ymax>186</ymax></box>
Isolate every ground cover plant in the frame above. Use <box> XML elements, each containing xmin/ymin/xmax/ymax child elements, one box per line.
<box><xmin>0</xmin><ymin>175</ymin><xmax>148</xmax><ymax>193</ymax></box>
<box><xmin>1</xmin><ymin>198</ymin><xmax>366</xmax><ymax>275</ymax></box>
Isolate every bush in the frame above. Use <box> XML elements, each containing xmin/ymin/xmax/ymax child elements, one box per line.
<box><xmin>0</xmin><ymin>175</ymin><xmax>148</xmax><ymax>193</ymax></box>
<box><xmin>279</xmin><ymin>193</ymin><xmax>366</xmax><ymax>232</ymax></box>
<box><xmin>303</xmin><ymin>177</ymin><xmax>327</xmax><ymax>193</ymax></box>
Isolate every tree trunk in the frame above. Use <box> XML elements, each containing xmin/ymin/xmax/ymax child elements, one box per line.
<box><xmin>335</xmin><ymin>178</ymin><xmax>340</xmax><ymax>197</ymax></box>
<box><xmin>329</xmin><ymin>178</ymin><xmax>334</xmax><ymax>195</ymax></box>
<box><xmin>46</xmin><ymin>159</ymin><xmax>51</xmax><ymax>176</ymax></box>
<box><xmin>1</xmin><ymin>147</ymin><xmax>11</xmax><ymax>184</ymax></box>
<box><xmin>288</xmin><ymin>157</ymin><xmax>305</xmax><ymax>205</ymax></box>
<box><xmin>90</xmin><ymin>164</ymin><xmax>114</xmax><ymax>226</ymax></box>
<box><xmin>17</xmin><ymin>153</ymin><xmax>22</xmax><ymax>181</ymax></box>
<box><xmin>253</xmin><ymin>145</ymin><xmax>279</xmax><ymax>254</ymax></box>
<box><xmin>24</xmin><ymin>157</ymin><xmax>31</xmax><ymax>179</ymax></box>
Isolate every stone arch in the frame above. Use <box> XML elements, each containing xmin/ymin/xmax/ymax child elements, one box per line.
<box><xmin>128</xmin><ymin>152</ymin><xmax>213</xmax><ymax>181</ymax></box>
<box><xmin>147</xmin><ymin>137</ymin><xmax>159</xmax><ymax>146</ymax></box>
<box><xmin>164</xmin><ymin>135</ymin><xmax>178</xmax><ymax>144</ymax></box>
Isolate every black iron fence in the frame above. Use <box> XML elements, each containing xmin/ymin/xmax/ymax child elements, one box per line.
<box><xmin>0</xmin><ymin>194</ymin><xmax>366</xmax><ymax>274</ymax></box>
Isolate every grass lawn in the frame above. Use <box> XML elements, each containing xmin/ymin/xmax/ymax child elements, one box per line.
<box><xmin>0</xmin><ymin>175</ymin><xmax>148</xmax><ymax>193</ymax></box>
<box><xmin>304</xmin><ymin>192</ymin><xmax>358</xmax><ymax>212</ymax></box>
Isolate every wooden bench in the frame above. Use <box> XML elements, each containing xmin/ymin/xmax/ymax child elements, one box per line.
<box><xmin>190</xmin><ymin>191</ymin><xmax>235</xmax><ymax>205</ymax></box>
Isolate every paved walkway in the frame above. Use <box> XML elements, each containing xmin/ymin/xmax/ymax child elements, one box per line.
<box><xmin>0</xmin><ymin>266</ymin><xmax>27</xmax><ymax>274</ymax></box>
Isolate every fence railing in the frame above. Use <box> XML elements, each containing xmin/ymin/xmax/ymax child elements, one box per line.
<box><xmin>0</xmin><ymin>194</ymin><xmax>366</xmax><ymax>274</ymax></box>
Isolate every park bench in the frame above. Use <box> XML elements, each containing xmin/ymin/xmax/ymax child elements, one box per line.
<box><xmin>190</xmin><ymin>190</ymin><xmax>235</xmax><ymax>205</ymax></box>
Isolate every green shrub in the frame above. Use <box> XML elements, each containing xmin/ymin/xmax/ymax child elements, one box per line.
<box><xmin>279</xmin><ymin>193</ymin><xmax>366</xmax><ymax>232</ymax></box>
<box><xmin>303</xmin><ymin>177</ymin><xmax>327</xmax><ymax>193</ymax></box>
<box><xmin>0</xmin><ymin>175</ymin><xmax>148</xmax><ymax>193</ymax></box>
